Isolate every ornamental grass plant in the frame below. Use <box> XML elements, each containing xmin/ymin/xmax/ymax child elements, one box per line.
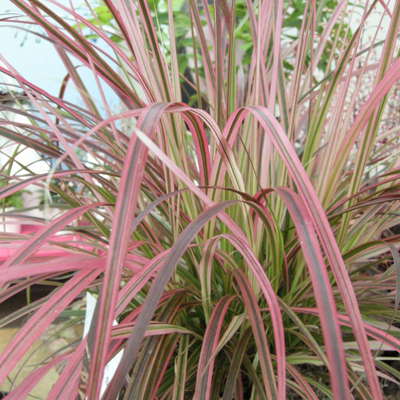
<box><xmin>1</xmin><ymin>0</ymin><xmax>400</xmax><ymax>399</ymax></box>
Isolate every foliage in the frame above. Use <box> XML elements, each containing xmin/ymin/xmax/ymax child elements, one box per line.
<box><xmin>0</xmin><ymin>0</ymin><xmax>400</xmax><ymax>399</ymax></box>
<box><xmin>0</xmin><ymin>184</ymin><xmax>24</xmax><ymax>209</ymax></box>
<box><xmin>81</xmin><ymin>0</ymin><xmax>351</xmax><ymax>83</ymax></box>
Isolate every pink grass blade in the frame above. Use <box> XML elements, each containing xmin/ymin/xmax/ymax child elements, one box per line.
<box><xmin>194</xmin><ymin>295</ymin><xmax>236</xmax><ymax>400</ymax></box>
<box><xmin>302</xmin><ymin>2</ymin><xmax>372</xmax><ymax>169</ymax></box>
<box><xmin>204</xmin><ymin>313</ymin><xmax>247</xmax><ymax>369</ymax></box>
<box><xmin>232</xmin><ymin>269</ymin><xmax>278</xmax><ymax>399</ymax></box>
<box><xmin>127</xmin><ymin>120</ymin><xmax>287</xmax><ymax>398</ymax></box>
<box><xmin>120</xmin><ymin>292</ymin><xmax>187</xmax><ymax>399</ymax></box>
<box><xmin>101</xmin><ymin>200</ymin><xmax>239</xmax><ymax>400</ymax></box>
<box><xmin>0</xmin><ymin>170</ymin><xmax>117</xmax><ymax>201</ymax></box>
<box><xmin>285</xmin><ymin>363</ymin><xmax>319</xmax><ymax>400</ymax></box>
<box><xmin>148</xmin><ymin>336</ymin><xmax>181</xmax><ymax>400</ymax></box>
<box><xmin>268</xmin><ymin>0</ymin><xmax>283</xmax><ymax>109</ymax></box>
<box><xmin>225</xmin><ymin>105</ymin><xmax>383</xmax><ymax>398</ymax></box>
<box><xmin>278</xmin><ymin>299</ymin><xmax>328</xmax><ymax>366</ymax></box>
<box><xmin>222</xmin><ymin>328</ymin><xmax>252</xmax><ymax>400</ymax></box>
<box><xmin>0</xmin><ymin>203</ymin><xmax>106</xmax><ymax>269</ymax></box>
<box><xmin>187</xmin><ymin>0</ymin><xmax>216</xmax><ymax>103</ymax></box>
<box><xmin>292</xmin><ymin>307</ymin><xmax>400</xmax><ymax>354</ymax></box>
<box><xmin>387</xmin><ymin>243</ymin><xmax>400</xmax><ymax>323</ymax></box>
<box><xmin>337</xmin><ymin>1</ymin><xmax>400</xmax><ymax>247</ymax></box>
<box><xmin>115</xmin><ymin>251</ymin><xmax>169</xmax><ymax>315</ymax></box>
<box><xmin>275</xmin><ymin>187</ymin><xmax>349</xmax><ymax>398</ymax></box>
<box><xmin>329</xmin><ymin>55</ymin><xmax>400</xmax><ymax>190</ymax></box>
<box><xmin>0</xmin><ymin>255</ymin><xmax>106</xmax><ymax>284</ymax></box>
<box><xmin>0</xmin><ymin>273</ymin><xmax>57</xmax><ymax>304</ymax></box>
<box><xmin>129</xmin><ymin>112</ymin><xmax>247</xmax><ymax>240</ymax></box>
<box><xmin>4</xmin><ymin>352</ymin><xmax>70</xmax><ymax>400</ymax></box>
<box><xmin>10</xmin><ymin>0</ymin><xmax>142</xmax><ymax>107</ymax></box>
<box><xmin>199</xmin><ymin>237</ymin><xmax>220</xmax><ymax>322</ymax></box>
<box><xmin>172</xmin><ymin>334</ymin><xmax>189</xmax><ymax>400</ymax></box>
<box><xmin>202</xmin><ymin>232</ymin><xmax>287</xmax><ymax>399</ymax></box>
<box><xmin>82</xmin><ymin>102</ymin><xmax>175</xmax><ymax>399</ymax></box>
<box><xmin>110</xmin><ymin>323</ymin><xmax>197</xmax><ymax>339</ymax></box>
<box><xmin>46</xmin><ymin>338</ymin><xmax>88</xmax><ymax>399</ymax></box>
<box><xmin>135</xmin><ymin>0</ymin><xmax>174</xmax><ymax>102</ymax></box>
<box><xmin>0</xmin><ymin>270</ymin><xmax>100</xmax><ymax>386</ymax></box>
